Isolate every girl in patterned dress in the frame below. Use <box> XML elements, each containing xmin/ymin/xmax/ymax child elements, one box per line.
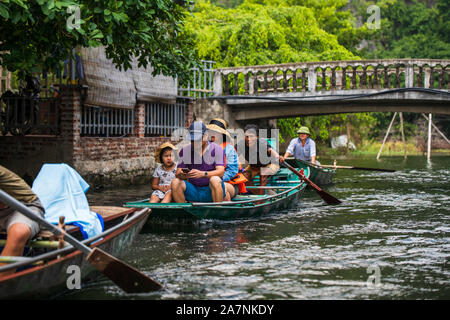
<box><xmin>150</xmin><ymin>142</ymin><xmax>177</xmax><ymax>203</ymax></box>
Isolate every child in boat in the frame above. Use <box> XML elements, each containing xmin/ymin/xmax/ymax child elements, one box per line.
<box><xmin>150</xmin><ymin>142</ymin><xmax>177</xmax><ymax>203</ymax></box>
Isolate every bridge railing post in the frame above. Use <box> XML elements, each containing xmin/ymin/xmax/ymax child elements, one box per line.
<box><xmin>307</xmin><ymin>68</ymin><xmax>316</xmax><ymax>93</ymax></box>
<box><xmin>213</xmin><ymin>71</ymin><xmax>223</xmax><ymax>96</ymax></box>
<box><xmin>405</xmin><ymin>63</ymin><xmax>414</xmax><ymax>88</ymax></box>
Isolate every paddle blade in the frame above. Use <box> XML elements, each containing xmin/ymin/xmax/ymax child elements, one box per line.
<box><xmin>87</xmin><ymin>247</ymin><xmax>162</xmax><ymax>293</ymax></box>
<box><xmin>317</xmin><ymin>189</ymin><xmax>342</xmax><ymax>205</ymax></box>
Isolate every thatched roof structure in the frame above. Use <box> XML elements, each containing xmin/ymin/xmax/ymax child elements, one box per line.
<box><xmin>81</xmin><ymin>46</ymin><xmax>177</xmax><ymax>109</ymax></box>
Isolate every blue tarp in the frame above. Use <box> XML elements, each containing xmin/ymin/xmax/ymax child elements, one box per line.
<box><xmin>31</xmin><ymin>164</ymin><xmax>104</xmax><ymax>239</ymax></box>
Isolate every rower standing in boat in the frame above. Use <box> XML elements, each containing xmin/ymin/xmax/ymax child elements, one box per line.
<box><xmin>207</xmin><ymin>118</ymin><xmax>248</xmax><ymax>201</ymax></box>
<box><xmin>279</xmin><ymin>126</ymin><xmax>320</xmax><ymax>165</ymax></box>
<box><xmin>235</xmin><ymin>124</ymin><xmax>281</xmax><ymax>195</ymax></box>
<box><xmin>0</xmin><ymin>165</ymin><xmax>45</xmax><ymax>277</ymax></box>
<box><xmin>171</xmin><ymin>121</ymin><xmax>226</xmax><ymax>203</ymax></box>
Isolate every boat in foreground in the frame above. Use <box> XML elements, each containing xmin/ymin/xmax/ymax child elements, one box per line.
<box><xmin>125</xmin><ymin>167</ymin><xmax>310</xmax><ymax>223</ymax></box>
<box><xmin>285</xmin><ymin>158</ymin><xmax>335</xmax><ymax>186</ymax></box>
<box><xmin>0</xmin><ymin>206</ymin><xmax>150</xmax><ymax>299</ymax></box>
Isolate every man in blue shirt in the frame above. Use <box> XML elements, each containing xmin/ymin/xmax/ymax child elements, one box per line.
<box><xmin>280</xmin><ymin>126</ymin><xmax>320</xmax><ymax>165</ymax></box>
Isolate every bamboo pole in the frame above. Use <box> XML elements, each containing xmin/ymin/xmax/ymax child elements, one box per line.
<box><xmin>399</xmin><ymin>112</ymin><xmax>407</xmax><ymax>159</ymax></box>
<box><xmin>0</xmin><ymin>240</ymin><xmax>62</xmax><ymax>248</ymax></box>
<box><xmin>377</xmin><ymin>112</ymin><xmax>397</xmax><ymax>160</ymax></box>
<box><xmin>421</xmin><ymin>113</ymin><xmax>450</xmax><ymax>146</ymax></box>
<box><xmin>427</xmin><ymin>113</ymin><xmax>432</xmax><ymax>161</ymax></box>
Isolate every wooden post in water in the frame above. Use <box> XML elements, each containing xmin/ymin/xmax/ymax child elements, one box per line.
<box><xmin>377</xmin><ymin>112</ymin><xmax>397</xmax><ymax>160</ymax></box>
<box><xmin>399</xmin><ymin>112</ymin><xmax>407</xmax><ymax>159</ymax></box>
<box><xmin>427</xmin><ymin>113</ymin><xmax>432</xmax><ymax>161</ymax></box>
<box><xmin>421</xmin><ymin>113</ymin><xmax>450</xmax><ymax>146</ymax></box>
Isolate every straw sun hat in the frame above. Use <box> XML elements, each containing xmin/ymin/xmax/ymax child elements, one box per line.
<box><xmin>154</xmin><ymin>142</ymin><xmax>176</xmax><ymax>163</ymax></box>
<box><xmin>206</xmin><ymin>118</ymin><xmax>231</xmax><ymax>138</ymax></box>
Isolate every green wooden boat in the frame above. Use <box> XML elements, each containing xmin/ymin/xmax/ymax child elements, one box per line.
<box><xmin>285</xmin><ymin>158</ymin><xmax>335</xmax><ymax>186</ymax></box>
<box><xmin>125</xmin><ymin>167</ymin><xmax>310</xmax><ymax>223</ymax></box>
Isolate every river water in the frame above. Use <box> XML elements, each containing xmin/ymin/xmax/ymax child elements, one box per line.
<box><xmin>61</xmin><ymin>155</ymin><xmax>449</xmax><ymax>300</ymax></box>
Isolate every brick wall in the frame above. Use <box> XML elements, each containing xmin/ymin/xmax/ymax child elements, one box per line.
<box><xmin>0</xmin><ymin>85</ymin><xmax>194</xmax><ymax>187</ymax></box>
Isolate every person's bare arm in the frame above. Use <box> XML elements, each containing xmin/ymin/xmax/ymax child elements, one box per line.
<box><xmin>188</xmin><ymin>166</ymin><xmax>225</xmax><ymax>179</ymax></box>
<box><xmin>175</xmin><ymin>167</ymin><xmax>189</xmax><ymax>180</ymax></box>
<box><xmin>151</xmin><ymin>177</ymin><xmax>170</xmax><ymax>192</ymax></box>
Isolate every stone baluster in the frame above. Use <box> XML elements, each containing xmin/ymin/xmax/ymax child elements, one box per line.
<box><xmin>373</xmin><ymin>66</ymin><xmax>379</xmax><ymax>89</ymax></box>
<box><xmin>361</xmin><ymin>66</ymin><xmax>368</xmax><ymax>89</ymax></box>
<box><xmin>428</xmin><ymin>66</ymin><xmax>434</xmax><ymax>88</ymax></box>
<box><xmin>417</xmin><ymin>65</ymin><xmax>423</xmax><ymax>87</ymax></box>
<box><xmin>384</xmin><ymin>66</ymin><xmax>390</xmax><ymax>88</ymax></box>
<box><xmin>321</xmin><ymin>68</ymin><xmax>327</xmax><ymax>91</ymax></box>
<box><xmin>301</xmin><ymin>69</ymin><xmax>307</xmax><ymax>92</ymax></box>
<box><xmin>342</xmin><ymin>67</ymin><xmax>347</xmax><ymax>90</ymax></box>
<box><xmin>272</xmin><ymin>70</ymin><xmax>278</xmax><ymax>93</ymax></box>
<box><xmin>331</xmin><ymin>68</ymin><xmax>336</xmax><ymax>90</ymax></box>
<box><xmin>263</xmin><ymin>72</ymin><xmax>268</xmax><ymax>93</ymax></box>
<box><xmin>292</xmin><ymin>69</ymin><xmax>297</xmax><ymax>92</ymax></box>
<box><xmin>351</xmin><ymin>66</ymin><xmax>357</xmax><ymax>89</ymax></box>
<box><xmin>283</xmin><ymin>70</ymin><xmax>288</xmax><ymax>92</ymax></box>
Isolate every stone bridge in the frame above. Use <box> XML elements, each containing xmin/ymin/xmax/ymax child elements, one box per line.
<box><xmin>193</xmin><ymin>59</ymin><xmax>449</xmax><ymax>124</ymax></box>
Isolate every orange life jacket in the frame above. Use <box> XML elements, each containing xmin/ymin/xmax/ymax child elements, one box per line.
<box><xmin>221</xmin><ymin>142</ymin><xmax>248</xmax><ymax>194</ymax></box>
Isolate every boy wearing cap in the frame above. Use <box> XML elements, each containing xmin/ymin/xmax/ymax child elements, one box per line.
<box><xmin>171</xmin><ymin>121</ymin><xmax>226</xmax><ymax>203</ymax></box>
<box><xmin>279</xmin><ymin>126</ymin><xmax>320</xmax><ymax>165</ymax></box>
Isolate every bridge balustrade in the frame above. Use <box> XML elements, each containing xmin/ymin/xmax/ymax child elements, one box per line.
<box><xmin>214</xmin><ymin>59</ymin><xmax>450</xmax><ymax>96</ymax></box>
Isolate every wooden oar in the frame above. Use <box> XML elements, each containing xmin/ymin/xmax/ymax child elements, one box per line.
<box><xmin>0</xmin><ymin>189</ymin><xmax>162</xmax><ymax>293</ymax></box>
<box><xmin>320</xmin><ymin>164</ymin><xmax>395</xmax><ymax>172</ymax></box>
<box><xmin>281</xmin><ymin>161</ymin><xmax>342</xmax><ymax>205</ymax></box>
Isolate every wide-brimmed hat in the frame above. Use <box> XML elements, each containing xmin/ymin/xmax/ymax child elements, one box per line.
<box><xmin>188</xmin><ymin>121</ymin><xmax>207</xmax><ymax>141</ymax></box>
<box><xmin>154</xmin><ymin>142</ymin><xmax>176</xmax><ymax>163</ymax></box>
<box><xmin>297</xmin><ymin>126</ymin><xmax>311</xmax><ymax>135</ymax></box>
<box><xmin>206</xmin><ymin>118</ymin><xmax>231</xmax><ymax>138</ymax></box>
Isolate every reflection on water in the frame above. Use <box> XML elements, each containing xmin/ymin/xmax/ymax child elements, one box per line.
<box><xmin>62</xmin><ymin>156</ymin><xmax>449</xmax><ymax>300</ymax></box>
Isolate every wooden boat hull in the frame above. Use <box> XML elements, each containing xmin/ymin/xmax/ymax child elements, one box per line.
<box><xmin>285</xmin><ymin>158</ymin><xmax>335</xmax><ymax>186</ymax></box>
<box><xmin>0</xmin><ymin>207</ymin><xmax>150</xmax><ymax>299</ymax></box>
<box><xmin>126</xmin><ymin>176</ymin><xmax>308</xmax><ymax>223</ymax></box>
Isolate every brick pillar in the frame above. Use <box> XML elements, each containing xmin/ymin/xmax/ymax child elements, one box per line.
<box><xmin>186</xmin><ymin>100</ymin><xmax>194</xmax><ymax>127</ymax></box>
<box><xmin>59</xmin><ymin>85</ymin><xmax>82</xmax><ymax>165</ymax></box>
<box><xmin>134</xmin><ymin>102</ymin><xmax>145</xmax><ymax>138</ymax></box>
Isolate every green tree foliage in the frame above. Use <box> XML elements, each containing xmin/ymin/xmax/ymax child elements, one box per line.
<box><xmin>0</xmin><ymin>0</ymin><xmax>198</xmax><ymax>79</ymax></box>
<box><xmin>184</xmin><ymin>0</ymin><xmax>358</xmax><ymax>67</ymax></box>
<box><xmin>354</xmin><ymin>0</ymin><xmax>450</xmax><ymax>59</ymax></box>
<box><xmin>185</xmin><ymin>0</ymin><xmax>376</xmax><ymax>146</ymax></box>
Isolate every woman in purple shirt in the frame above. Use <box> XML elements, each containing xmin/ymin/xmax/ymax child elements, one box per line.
<box><xmin>171</xmin><ymin>121</ymin><xmax>226</xmax><ymax>203</ymax></box>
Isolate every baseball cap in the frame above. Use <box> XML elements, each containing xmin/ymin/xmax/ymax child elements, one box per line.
<box><xmin>188</xmin><ymin>121</ymin><xmax>207</xmax><ymax>141</ymax></box>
